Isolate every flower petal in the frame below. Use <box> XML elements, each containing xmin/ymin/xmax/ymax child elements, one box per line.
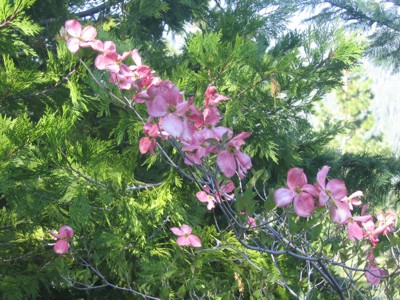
<box><xmin>162</xmin><ymin>114</ymin><xmax>183</xmax><ymax>137</ymax></box>
<box><xmin>287</xmin><ymin>168</ymin><xmax>307</xmax><ymax>190</ymax></box>
<box><xmin>217</xmin><ymin>151</ymin><xmax>236</xmax><ymax>178</ymax></box>
<box><xmin>188</xmin><ymin>235</ymin><xmax>202</xmax><ymax>247</ymax></box>
<box><xmin>54</xmin><ymin>240</ymin><xmax>69</xmax><ymax>254</ymax></box>
<box><xmin>317</xmin><ymin>165</ymin><xmax>330</xmax><ymax>190</ymax></box>
<box><xmin>59</xmin><ymin>226</ymin><xmax>74</xmax><ymax>239</ymax></box>
<box><xmin>348</xmin><ymin>222</ymin><xmax>364</xmax><ymax>242</ymax></box>
<box><xmin>293</xmin><ymin>192</ymin><xmax>315</xmax><ymax>217</ymax></box>
<box><xmin>274</xmin><ymin>188</ymin><xmax>295</xmax><ymax>207</ymax></box>
<box><xmin>180</xmin><ymin>224</ymin><xmax>192</xmax><ymax>235</ymax></box>
<box><xmin>327</xmin><ymin>179</ymin><xmax>347</xmax><ymax>201</ymax></box>
<box><xmin>330</xmin><ymin>200</ymin><xmax>351</xmax><ymax>224</ymax></box>
<box><xmin>65</xmin><ymin>20</ymin><xmax>82</xmax><ymax>37</ymax></box>
<box><xmin>319</xmin><ymin>191</ymin><xmax>329</xmax><ymax>206</ymax></box>
<box><xmin>67</xmin><ymin>38</ymin><xmax>80</xmax><ymax>53</ymax></box>
<box><xmin>170</xmin><ymin>227</ymin><xmax>183</xmax><ymax>236</ymax></box>
<box><xmin>81</xmin><ymin>26</ymin><xmax>97</xmax><ymax>41</ymax></box>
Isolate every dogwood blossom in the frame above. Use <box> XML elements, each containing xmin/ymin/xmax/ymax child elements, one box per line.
<box><xmin>274</xmin><ymin>168</ymin><xmax>317</xmax><ymax>217</ymax></box>
<box><xmin>170</xmin><ymin>224</ymin><xmax>201</xmax><ymax>247</ymax></box>
<box><xmin>64</xmin><ymin>20</ymin><xmax>97</xmax><ymax>53</ymax></box>
<box><xmin>49</xmin><ymin>225</ymin><xmax>74</xmax><ymax>254</ymax></box>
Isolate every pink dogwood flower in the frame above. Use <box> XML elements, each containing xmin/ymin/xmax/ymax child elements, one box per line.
<box><xmin>274</xmin><ymin>168</ymin><xmax>317</xmax><ymax>217</ymax></box>
<box><xmin>196</xmin><ymin>190</ymin><xmax>216</xmax><ymax>210</ymax></box>
<box><xmin>329</xmin><ymin>199</ymin><xmax>351</xmax><ymax>224</ymax></box>
<box><xmin>365</xmin><ymin>263</ymin><xmax>388</xmax><ymax>285</ymax></box>
<box><xmin>170</xmin><ymin>224</ymin><xmax>201</xmax><ymax>247</ymax></box>
<box><xmin>216</xmin><ymin>132</ymin><xmax>252</xmax><ymax>179</ymax></box>
<box><xmin>204</xmin><ymin>85</ymin><xmax>228</xmax><ymax>107</ymax></box>
<box><xmin>247</xmin><ymin>217</ymin><xmax>257</xmax><ymax>228</ymax></box>
<box><xmin>65</xmin><ymin>20</ymin><xmax>97</xmax><ymax>53</ymax></box>
<box><xmin>376</xmin><ymin>210</ymin><xmax>397</xmax><ymax>235</ymax></box>
<box><xmin>196</xmin><ymin>181</ymin><xmax>235</xmax><ymax>210</ymax></box>
<box><xmin>49</xmin><ymin>225</ymin><xmax>74</xmax><ymax>254</ymax></box>
<box><xmin>317</xmin><ymin>165</ymin><xmax>347</xmax><ymax>206</ymax></box>
<box><xmin>347</xmin><ymin>214</ymin><xmax>372</xmax><ymax>241</ymax></box>
<box><xmin>341</xmin><ymin>190</ymin><xmax>363</xmax><ymax>210</ymax></box>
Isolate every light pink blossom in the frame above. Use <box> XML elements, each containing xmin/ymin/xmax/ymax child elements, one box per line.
<box><xmin>170</xmin><ymin>224</ymin><xmax>201</xmax><ymax>247</ymax></box>
<box><xmin>341</xmin><ymin>190</ymin><xmax>363</xmax><ymax>210</ymax></box>
<box><xmin>216</xmin><ymin>132</ymin><xmax>252</xmax><ymax>179</ymax></box>
<box><xmin>65</xmin><ymin>20</ymin><xmax>97</xmax><ymax>53</ymax></box>
<box><xmin>317</xmin><ymin>165</ymin><xmax>347</xmax><ymax>206</ymax></box>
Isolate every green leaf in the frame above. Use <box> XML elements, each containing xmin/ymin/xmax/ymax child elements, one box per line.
<box><xmin>160</xmin><ymin>285</ymin><xmax>170</xmax><ymax>300</ymax></box>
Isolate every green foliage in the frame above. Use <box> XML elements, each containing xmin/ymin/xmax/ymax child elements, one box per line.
<box><xmin>293</xmin><ymin>0</ymin><xmax>400</xmax><ymax>71</ymax></box>
<box><xmin>0</xmin><ymin>0</ymin><xmax>41</xmax><ymax>55</ymax></box>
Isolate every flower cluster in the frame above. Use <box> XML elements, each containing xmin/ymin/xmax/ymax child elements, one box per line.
<box><xmin>64</xmin><ymin>20</ymin><xmax>251</xmax><ymax>182</ymax></box>
<box><xmin>49</xmin><ymin>225</ymin><xmax>74</xmax><ymax>254</ymax></box>
<box><xmin>274</xmin><ymin>166</ymin><xmax>397</xmax><ymax>284</ymax></box>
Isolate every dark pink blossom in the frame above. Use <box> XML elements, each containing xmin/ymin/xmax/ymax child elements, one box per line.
<box><xmin>247</xmin><ymin>217</ymin><xmax>256</xmax><ymax>228</ymax></box>
<box><xmin>204</xmin><ymin>85</ymin><xmax>228</xmax><ymax>107</ymax></box>
<box><xmin>49</xmin><ymin>225</ymin><xmax>74</xmax><ymax>254</ymax></box>
<box><xmin>274</xmin><ymin>168</ymin><xmax>317</xmax><ymax>217</ymax></box>
<box><xmin>365</xmin><ymin>264</ymin><xmax>388</xmax><ymax>285</ymax></box>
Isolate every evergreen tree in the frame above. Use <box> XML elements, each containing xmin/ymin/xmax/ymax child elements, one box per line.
<box><xmin>0</xmin><ymin>0</ymin><xmax>399</xmax><ymax>299</ymax></box>
<box><xmin>316</xmin><ymin>66</ymin><xmax>390</xmax><ymax>154</ymax></box>
<box><xmin>292</xmin><ymin>0</ymin><xmax>400</xmax><ymax>71</ymax></box>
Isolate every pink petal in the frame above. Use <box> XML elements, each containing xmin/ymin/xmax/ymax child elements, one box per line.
<box><xmin>104</xmin><ymin>41</ymin><xmax>116</xmax><ymax>52</ymax></box>
<box><xmin>188</xmin><ymin>235</ymin><xmax>202</xmax><ymax>247</ymax></box>
<box><xmin>139</xmin><ymin>137</ymin><xmax>152</xmax><ymax>154</ymax></box>
<box><xmin>90</xmin><ymin>40</ymin><xmax>104</xmax><ymax>52</ymax></box>
<box><xmin>302</xmin><ymin>183</ymin><xmax>317</xmax><ymax>198</ymax></box>
<box><xmin>222</xmin><ymin>181</ymin><xmax>235</xmax><ymax>193</ymax></box>
<box><xmin>180</xmin><ymin>224</ymin><xmax>192</xmax><ymax>235</ymax></box>
<box><xmin>317</xmin><ymin>165</ymin><xmax>330</xmax><ymax>190</ymax></box>
<box><xmin>147</xmin><ymin>95</ymin><xmax>168</xmax><ymax>118</ymax></box>
<box><xmin>326</xmin><ymin>179</ymin><xmax>347</xmax><ymax>201</ymax></box>
<box><xmin>59</xmin><ymin>226</ymin><xmax>74</xmax><ymax>239</ymax></box>
<box><xmin>287</xmin><ymin>168</ymin><xmax>307</xmax><ymax>190</ymax></box>
<box><xmin>274</xmin><ymin>188</ymin><xmax>295</xmax><ymax>207</ymax></box>
<box><xmin>365</xmin><ymin>266</ymin><xmax>382</xmax><ymax>285</ymax></box>
<box><xmin>54</xmin><ymin>240</ymin><xmax>69</xmax><ymax>254</ymax></box>
<box><xmin>81</xmin><ymin>26</ymin><xmax>97</xmax><ymax>41</ymax></box>
<box><xmin>67</xmin><ymin>38</ymin><xmax>80</xmax><ymax>53</ymax></box>
<box><xmin>293</xmin><ymin>192</ymin><xmax>315</xmax><ymax>217</ymax></box>
<box><xmin>170</xmin><ymin>227</ymin><xmax>183</xmax><ymax>236</ymax></box>
<box><xmin>347</xmin><ymin>222</ymin><xmax>364</xmax><ymax>241</ymax></box>
<box><xmin>131</xmin><ymin>49</ymin><xmax>142</xmax><ymax>65</ymax></box>
<box><xmin>330</xmin><ymin>200</ymin><xmax>351</xmax><ymax>224</ymax></box>
<box><xmin>162</xmin><ymin>114</ymin><xmax>183</xmax><ymax>137</ymax></box>
<box><xmin>176</xmin><ymin>236</ymin><xmax>191</xmax><ymax>246</ymax></box>
<box><xmin>319</xmin><ymin>191</ymin><xmax>329</xmax><ymax>206</ymax></box>
<box><xmin>65</xmin><ymin>20</ymin><xmax>82</xmax><ymax>37</ymax></box>
<box><xmin>236</xmin><ymin>151</ymin><xmax>252</xmax><ymax>171</ymax></box>
<box><xmin>95</xmin><ymin>55</ymin><xmax>116</xmax><ymax>70</ymax></box>
<box><xmin>217</xmin><ymin>151</ymin><xmax>236</xmax><ymax>178</ymax></box>
<box><xmin>196</xmin><ymin>191</ymin><xmax>215</xmax><ymax>210</ymax></box>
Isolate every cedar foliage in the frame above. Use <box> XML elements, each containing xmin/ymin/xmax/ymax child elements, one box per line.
<box><xmin>1</xmin><ymin>0</ymin><xmax>399</xmax><ymax>299</ymax></box>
